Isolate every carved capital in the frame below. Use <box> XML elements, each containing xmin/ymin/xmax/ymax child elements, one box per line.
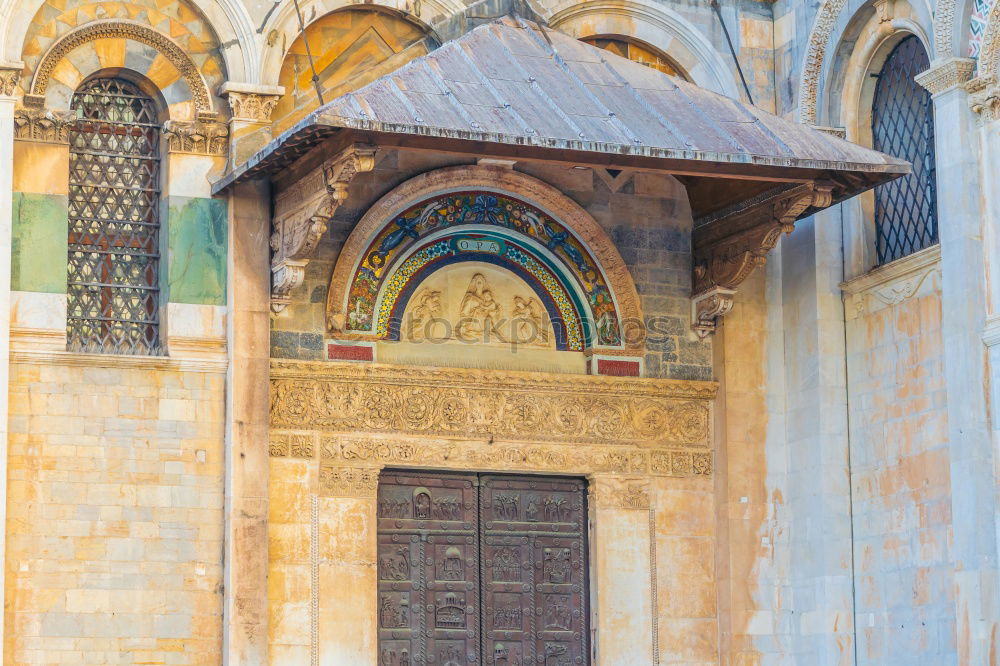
<box><xmin>915</xmin><ymin>57</ymin><xmax>975</xmax><ymax>96</ymax></box>
<box><xmin>691</xmin><ymin>181</ymin><xmax>834</xmax><ymax>335</ymax></box>
<box><xmin>13</xmin><ymin>107</ymin><xmax>74</xmax><ymax>143</ymax></box>
<box><xmin>319</xmin><ymin>465</ymin><xmax>381</xmax><ymax>498</ymax></box>
<box><xmin>589</xmin><ymin>477</ymin><xmax>650</xmax><ymax>510</ymax></box>
<box><xmin>0</xmin><ymin>67</ymin><xmax>20</xmax><ymax>97</ymax></box>
<box><xmin>225</xmin><ymin>91</ymin><xmax>280</xmax><ymax>123</ymax></box>
<box><xmin>270</xmin><ymin>144</ymin><xmax>377</xmax><ymax>312</ymax></box>
<box><xmin>162</xmin><ymin>119</ymin><xmax>229</xmax><ymax>155</ymax></box>
<box><xmin>966</xmin><ymin>76</ymin><xmax>1000</xmax><ymax>121</ymax></box>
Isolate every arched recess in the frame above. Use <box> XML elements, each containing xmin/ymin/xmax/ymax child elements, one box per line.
<box><xmin>260</xmin><ymin>0</ymin><xmax>448</xmax><ymax>87</ymax></box>
<box><xmin>812</xmin><ymin>0</ymin><xmax>934</xmax><ymax>275</ymax></box>
<box><xmin>27</xmin><ymin>19</ymin><xmax>217</xmax><ymax>118</ymax></box>
<box><xmin>797</xmin><ymin>0</ymin><xmax>933</xmax><ymax>126</ymax></box>
<box><xmin>1</xmin><ymin>0</ymin><xmax>252</xmax><ymax>85</ymax></box>
<box><xmin>326</xmin><ymin>166</ymin><xmax>645</xmax><ymax>355</ymax></box>
<box><xmin>269</xmin><ymin>7</ymin><xmax>433</xmax><ymax>134</ymax></box>
<box><xmin>546</xmin><ymin>0</ymin><xmax>740</xmax><ymax>98</ymax></box>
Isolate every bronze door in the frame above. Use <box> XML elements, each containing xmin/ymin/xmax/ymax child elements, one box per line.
<box><xmin>377</xmin><ymin>471</ymin><xmax>589</xmax><ymax>666</ymax></box>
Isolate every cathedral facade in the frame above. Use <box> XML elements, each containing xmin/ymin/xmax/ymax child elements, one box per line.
<box><xmin>0</xmin><ymin>0</ymin><xmax>995</xmax><ymax>664</ymax></box>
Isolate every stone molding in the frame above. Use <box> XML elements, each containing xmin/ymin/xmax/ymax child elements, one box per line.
<box><xmin>841</xmin><ymin>243</ymin><xmax>941</xmax><ymax>320</ymax></box>
<box><xmin>269</xmin><ymin>360</ymin><xmax>716</xmax><ymax>478</ymax></box>
<box><xmin>271</xmin><ymin>143</ymin><xmax>377</xmax><ymax>312</ymax></box>
<box><xmin>162</xmin><ymin>119</ymin><xmax>229</xmax><ymax>155</ymax></box>
<box><xmin>934</xmin><ymin>0</ymin><xmax>959</xmax><ymax>61</ymax></box>
<box><xmin>978</xmin><ymin>0</ymin><xmax>1000</xmax><ymax>84</ymax></box>
<box><xmin>915</xmin><ymin>57</ymin><xmax>975</xmax><ymax>96</ymax></box>
<box><xmin>797</xmin><ymin>0</ymin><xmax>849</xmax><ymax>125</ymax></box>
<box><xmin>324</xmin><ymin>165</ymin><xmax>645</xmax><ymax>351</ymax></box>
<box><xmin>691</xmin><ymin>181</ymin><xmax>835</xmax><ymax>336</ymax></box>
<box><xmin>0</xmin><ymin>67</ymin><xmax>20</xmax><ymax>97</ymax></box>
<box><xmin>13</xmin><ymin>107</ymin><xmax>74</xmax><ymax>143</ymax></box>
<box><xmin>589</xmin><ymin>477</ymin><xmax>651</xmax><ymax>510</ymax></box>
<box><xmin>27</xmin><ymin>19</ymin><xmax>216</xmax><ymax>118</ymax></box>
<box><xmin>10</xmin><ymin>347</ymin><xmax>228</xmax><ymax>373</ymax></box>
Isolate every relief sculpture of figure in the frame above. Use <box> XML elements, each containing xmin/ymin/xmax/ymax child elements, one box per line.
<box><xmin>456</xmin><ymin>273</ymin><xmax>507</xmax><ymax>343</ymax></box>
<box><xmin>512</xmin><ymin>295</ymin><xmax>547</xmax><ymax>345</ymax></box>
<box><xmin>407</xmin><ymin>287</ymin><xmax>442</xmax><ymax>341</ymax></box>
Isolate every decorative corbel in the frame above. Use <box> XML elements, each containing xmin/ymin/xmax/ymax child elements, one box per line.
<box><xmin>691</xmin><ymin>181</ymin><xmax>835</xmax><ymax>337</ymax></box>
<box><xmin>270</xmin><ymin>143</ymin><xmax>377</xmax><ymax>313</ymax></box>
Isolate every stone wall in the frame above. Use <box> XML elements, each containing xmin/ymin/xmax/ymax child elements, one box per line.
<box><xmin>4</xmin><ymin>357</ymin><xmax>226</xmax><ymax>664</ymax></box>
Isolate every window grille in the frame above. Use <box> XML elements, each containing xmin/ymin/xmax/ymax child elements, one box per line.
<box><xmin>871</xmin><ymin>35</ymin><xmax>937</xmax><ymax>264</ymax></box>
<box><xmin>67</xmin><ymin>77</ymin><xmax>162</xmax><ymax>355</ymax></box>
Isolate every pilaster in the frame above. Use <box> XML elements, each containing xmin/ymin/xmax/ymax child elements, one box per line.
<box><xmin>922</xmin><ymin>58</ymin><xmax>1000</xmax><ymax>663</ymax></box>
<box><xmin>588</xmin><ymin>475</ymin><xmax>654</xmax><ymax>664</ymax></box>
<box><xmin>224</xmin><ymin>179</ymin><xmax>272</xmax><ymax>665</ymax></box>
<box><xmin>219</xmin><ymin>83</ymin><xmax>284</xmax><ymax>167</ymax></box>
<box><xmin>0</xmin><ymin>62</ymin><xmax>19</xmax><ymax>661</ymax></box>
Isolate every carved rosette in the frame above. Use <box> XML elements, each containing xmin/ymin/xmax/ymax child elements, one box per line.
<box><xmin>691</xmin><ymin>181</ymin><xmax>834</xmax><ymax>336</ymax></box>
<box><xmin>162</xmin><ymin>119</ymin><xmax>229</xmax><ymax>155</ymax></box>
<box><xmin>318</xmin><ymin>465</ymin><xmax>381</xmax><ymax>498</ymax></box>
<box><xmin>271</xmin><ymin>144</ymin><xmax>377</xmax><ymax>312</ymax></box>
<box><xmin>0</xmin><ymin>68</ymin><xmax>20</xmax><ymax>97</ymax></box>
<box><xmin>13</xmin><ymin>107</ymin><xmax>74</xmax><ymax>143</ymax></box>
<box><xmin>226</xmin><ymin>91</ymin><xmax>280</xmax><ymax>123</ymax></box>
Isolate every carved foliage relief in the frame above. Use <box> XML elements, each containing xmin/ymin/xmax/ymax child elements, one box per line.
<box><xmin>269</xmin><ymin>360</ymin><xmax>716</xmax><ymax>482</ymax></box>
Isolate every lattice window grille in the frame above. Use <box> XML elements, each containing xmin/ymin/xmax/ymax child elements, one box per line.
<box><xmin>67</xmin><ymin>77</ymin><xmax>163</xmax><ymax>355</ymax></box>
<box><xmin>871</xmin><ymin>35</ymin><xmax>938</xmax><ymax>265</ymax></box>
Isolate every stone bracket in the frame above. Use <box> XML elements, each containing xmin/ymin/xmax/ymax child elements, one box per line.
<box><xmin>270</xmin><ymin>143</ymin><xmax>377</xmax><ymax>312</ymax></box>
<box><xmin>690</xmin><ymin>180</ymin><xmax>834</xmax><ymax>336</ymax></box>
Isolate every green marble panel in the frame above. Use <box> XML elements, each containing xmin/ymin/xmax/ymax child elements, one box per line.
<box><xmin>166</xmin><ymin>196</ymin><xmax>228</xmax><ymax>305</ymax></box>
<box><xmin>11</xmin><ymin>192</ymin><xmax>68</xmax><ymax>293</ymax></box>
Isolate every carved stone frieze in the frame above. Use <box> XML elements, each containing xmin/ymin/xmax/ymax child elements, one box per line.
<box><xmin>269</xmin><ymin>432</ymin><xmax>315</xmax><ymax>459</ymax></box>
<box><xmin>691</xmin><ymin>181</ymin><xmax>835</xmax><ymax>336</ymax></box>
<box><xmin>589</xmin><ymin>477</ymin><xmax>651</xmax><ymax>510</ymax></box>
<box><xmin>225</xmin><ymin>91</ymin><xmax>281</xmax><ymax>123</ymax></box>
<box><xmin>13</xmin><ymin>107</ymin><xmax>74</xmax><ymax>143</ymax></box>
<box><xmin>270</xmin><ymin>360</ymin><xmax>715</xmax><ymax>449</ymax></box>
<box><xmin>0</xmin><ymin>67</ymin><xmax>20</xmax><ymax>97</ymax></box>
<box><xmin>162</xmin><ymin>119</ymin><xmax>229</xmax><ymax>155</ymax></box>
<box><xmin>318</xmin><ymin>465</ymin><xmax>381</xmax><ymax>497</ymax></box>
<box><xmin>29</xmin><ymin>19</ymin><xmax>215</xmax><ymax>116</ymax></box>
<box><xmin>271</xmin><ymin>143</ymin><xmax>377</xmax><ymax>312</ymax></box>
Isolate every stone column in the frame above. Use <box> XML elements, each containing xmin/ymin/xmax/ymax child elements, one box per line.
<box><xmin>317</xmin><ymin>465</ymin><xmax>381</xmax><ymax>665</ymax></box>
<box><xmin>224</xmin><ymin>178</ymin><xmax>272</xmax><ymax>665</ymax></box>
<box><xmin>588</xmin><ymin>476</ymin><xmax>653</xmax><ymax>665</ymax></box>
<box><xmin>919</xmin><ymin>58</ymin><xmax>999</xmax><ymax>662</ymax></box>
<box><xmin>0</xmin><ymin>63</ymin><xmax>19</xmax><ymax>658</ymax></box>
<box><xmin>219</xmin><ymin>83</ymin><xmax>284</xmax><ymax>168</ymax></box>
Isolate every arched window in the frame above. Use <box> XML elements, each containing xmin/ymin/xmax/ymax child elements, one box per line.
<box><xmin>581</xmin><ymin>36</ymin><xmax>689</xmax><ymax>80</ymax></box>
<box><xmin>67</xmin><ymin>77</ymin><xmax>162</xmax><ymax>354</ymax></box>
<box><xmin>871</xmin><ymin>36</ymin><xmax>937</xmax><ymax>264</ymax></box>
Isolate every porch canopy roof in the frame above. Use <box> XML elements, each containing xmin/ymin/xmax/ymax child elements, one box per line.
<box><xmin>213</xmin><ymin>16</ymin><xmax>907</xmax><ymax>221</ymax></box>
